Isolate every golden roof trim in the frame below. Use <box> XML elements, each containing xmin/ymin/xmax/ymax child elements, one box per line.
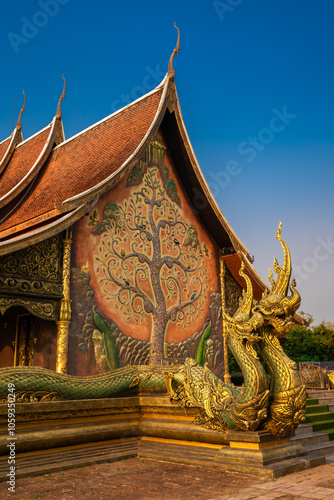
<box><xmin>0</xmin><ymin>203</ymin><xmax>95</xmax><ymax>257</ymax></box>
<box><xmin>0</xmin><ymin>130</ymin><xmax>23</xmax><ymax>177</ymax></box>
<box><xmin>0</xmin><ymin>207</ymin><xmax>62</xmax><ymax>240</ymax></box>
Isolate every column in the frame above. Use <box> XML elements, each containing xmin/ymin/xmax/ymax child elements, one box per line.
<box><xmin>219</xmin><ymin>256</ymin><xmax>231</xmax><ymax>384</ymax></box>
<box><xmin>56</xmin><ymin>227</ymin><xmax>72</xmax><ymax>374</ymax></box>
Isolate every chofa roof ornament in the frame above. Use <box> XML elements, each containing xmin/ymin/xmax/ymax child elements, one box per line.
<box><xmin>167</xmin><ymin>23</ymin><xmax>180</xmax><ymax>80</ymax></box>
<box><xmin>15</xmin><ymin>90</ymin><xmax>26</xmax><ymax>131</ymax></box>
<box><xmin>56</xmin><ymin>75</ymin><xmax>66</xmax><ymax>119</ymax></box>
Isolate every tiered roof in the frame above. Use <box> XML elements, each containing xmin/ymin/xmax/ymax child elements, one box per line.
<box><xmin>0</xmin><ymin>30</ymin><xmax>281</xmax><ymax>304</ymax></box>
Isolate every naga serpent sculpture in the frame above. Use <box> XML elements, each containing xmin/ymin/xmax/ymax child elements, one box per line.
<box><xmin>255</xmin><ymin>223</ymin><xmax>305</xmax><ymax>438</ymax></box>
<box><xmin>0</xmin><ymin>223</ymin><xmax>305</xmax><ymax>439</ymax></box>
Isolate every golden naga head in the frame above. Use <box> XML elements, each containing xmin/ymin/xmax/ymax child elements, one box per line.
<box><xmin>224</xmin><ymin>262</ymin><xmax>264</xmax><ymax>342</ymax></box>
<box><xmin>256</xmin><ymin>222</ymin><xmax>301</xmax><ymax>326</ymax></box>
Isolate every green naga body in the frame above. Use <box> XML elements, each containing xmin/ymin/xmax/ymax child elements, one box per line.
<box><xmin>220</xmin><ymin>267</ymin><xmax>270</xmax><ymax>432</ymax></box>
<box><xmin>0</xmin><ymin>365</ymin><xmax>166</xmax><ymax>401</ymax></box>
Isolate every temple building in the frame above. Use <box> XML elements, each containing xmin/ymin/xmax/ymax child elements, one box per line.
<box><xmin>0</xmin><ymin>33</ymin><xmax>282</xmax><ymax>380</ymax></box>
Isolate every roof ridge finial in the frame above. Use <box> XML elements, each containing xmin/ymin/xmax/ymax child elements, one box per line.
<box><xmin>56</xmin><ymin>75</ymin><xmax>66</xmax><ymax>119</ymax></box>
<box><xmin>167</xmin><ymin>23</ymin><xmax>180</xmax><ymax>81</ymax></box>
<box><xmin>16</xmin><ymin>90</ymin><xmax>26</xmax><ymax>131</ymax></box>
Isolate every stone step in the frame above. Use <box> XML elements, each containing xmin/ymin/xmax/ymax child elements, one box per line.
<box><xmin>305</xmin><ymin>412</ymin><xmax>334</xmax><ymax>423</ymax></box>
<box><xmin>294</xmin><ymin>424</ymin><xmax>315</xmax><ymax>436</ymax></box>
<box><xmin>315</xmin><ymin>398</ymin><xmax>334</xmax><ymax>406</ymax></box>
<box><xmin>292</xmin><ymin>431</ymin><xmax>329</xmax><ymax>447</ymax></box>
<box><xmin>305</xmin><ymin>440</ymin><xmax>334</xmax><ymax>456</ymax></box>
<box><xmin>324</xmin><ymin>453</ymin><xmax>334</xmax><ymax>464</ymax></box>
<box><xmin>306</xmin><ymin>404</ymin><xmax>329</xmax><ymax>414</ymax></box>
<box><xmin>318</xmin><ymin>429</ymin><xmax>334</xmax><ymax>441</ymax></box>
<box><xmin>306</xmin><ymin>398</ymin><xmax>318</xmax><ymax>405</ymax></box>
<box><xmin>140</xmin><ymin>436</ymin><xmax>326</xmax><ymax>478</ymax></box>
<box><xmin>297</xmin><ymin>393</ymin><xmax>334</xmax><ymax>459</ymax></box>
<box><xmin>311</xmin><ymin>420</ymin><xmax>334</xmax><ymax>433</ymax></box>
<box><xmin>263</xmin><ymin>455</ymin><xmax>325</xmax><ymax>477</ymax></box>
<box><xmin>0</xmin><ymin>438</ymin><xmax>140</xmax><ymax>482</ymax></box>
<box><xmin>307</xmin><ymin>390</ymin><xmax>333</xmax><ymax>399</ymax></box>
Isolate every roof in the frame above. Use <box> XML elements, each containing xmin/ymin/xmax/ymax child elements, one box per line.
<box><xmin>0</xmin><ymin>85</ymin><xmax>165</xmax><ymax>245</ymax></box>
<box><xmin>0</xmin><ymin>51</ymin><xmax>301</xmax><ymax>321</ymax></box>
<box><xmin>0</xmin><ymin>125</ymin><xmax>51</xmax><ymax>205</ymax></box>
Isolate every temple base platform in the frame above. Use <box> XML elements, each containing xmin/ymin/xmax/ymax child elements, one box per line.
<box><xmin>0</xmin><ymin>395</ymin><xmax>325</xmax><ymax>480</ymax></box>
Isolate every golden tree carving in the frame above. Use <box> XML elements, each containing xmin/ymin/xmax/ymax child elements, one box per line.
<box><xmin>95</xmin><ymin>168</ymin><xmax>208</xmax><ymax>364</ymax></box>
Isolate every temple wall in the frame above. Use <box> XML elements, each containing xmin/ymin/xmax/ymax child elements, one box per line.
<box><xmin>69</xmin><ymin>132</ymin><xmax>226</xmax><ymax>378</ymax></box>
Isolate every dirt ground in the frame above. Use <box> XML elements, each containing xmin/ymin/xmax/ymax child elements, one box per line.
<box><xmin>0</xmin><ymin>457</ymin><xmax>279</xmax><ymax>500</ymax></box>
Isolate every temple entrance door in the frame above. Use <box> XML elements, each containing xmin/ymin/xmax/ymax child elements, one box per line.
<box><xmin>16</xmin><ymin>313</ymin><xmax>37</xmax><ymax>367</ymax></box>
<box><xmin>0</xmin><ymin>306</ymin><xmax>32</xmax><ymax>368</ymax></box>
<box><xmin>0</xmin><ymin>307</ymin><xmax>57</xmax><ymax>369</ymax></box>
<box><xmin>16</xmin><ymin>313</ymin><xmax>58</xmax><ymax>370</ymax></box>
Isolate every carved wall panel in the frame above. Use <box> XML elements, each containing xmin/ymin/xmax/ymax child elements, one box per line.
<box><xmin>225</xmin><ymin>267</ymin><xmax>243</xmax><ymax>316</ymax></box>
<box><xmin>0</xmin><ymin>297</ymin><xmax>58</xmax><ymax>321</ymax></box>
<box><xmin>0</xmin><ymin>235</ymin><xmax>63</xmax><ymax>298</ymax></box>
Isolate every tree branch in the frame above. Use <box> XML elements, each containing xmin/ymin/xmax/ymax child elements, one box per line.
<box><xmin>167</xmin><ymin>276</ymin><xmax>204</xmax><ymax>322</ymax></box>
<box><xmin>105</xmin><ymin>260</ymin><xmax>155</xmax><ymax>315</ymax></box>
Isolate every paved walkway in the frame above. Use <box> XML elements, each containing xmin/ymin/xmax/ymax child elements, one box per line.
<box><xmin>213</xmin><ymin>464</ymin><xmax>334</xmax><ymax>499</ymax></box>
<box><xmin>1</xmin><ymin>458</ymin><xmax>334</xmax><ymax>499</ymax></box>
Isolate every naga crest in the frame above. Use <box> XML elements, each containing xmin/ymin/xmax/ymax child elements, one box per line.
<box><xmin>224</xmin><ymin>262</ymin><xmax>264</xmax><ymax>359</ymax></box>
<box><xmin>255</xmin><ymin>222</ymin><xmax>301</xmax><ymax>336</ymax></box>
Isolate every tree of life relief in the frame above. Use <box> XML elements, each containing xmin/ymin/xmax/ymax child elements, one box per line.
<box><xmin>93</xmin><ymin>167</ymin><xmax>209</xmax><ymax>364</ymax></box>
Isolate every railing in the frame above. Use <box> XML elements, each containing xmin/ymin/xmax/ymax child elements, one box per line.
<box><xmin>298</xmin><ymin>361</ymin><xmax>333</xmax><ymax>390</ymax></box>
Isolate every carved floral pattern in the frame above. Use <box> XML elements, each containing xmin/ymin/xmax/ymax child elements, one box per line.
<box><xmin>0</xmin><ymin>235</ymin><xmax>62</xmax><ymax>282</ymax></box>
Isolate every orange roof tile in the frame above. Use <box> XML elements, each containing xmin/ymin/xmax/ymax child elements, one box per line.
<box><xmin>0</xmin><ymin>127</ymin><xmax>51</xmax><ymax>198</ymax></box>
<box><xmin>0</xmin><ymin>88</ymin><xmax>164</xmax><ymax>234</ymax></box>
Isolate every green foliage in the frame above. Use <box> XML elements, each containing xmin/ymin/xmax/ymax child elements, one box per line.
<box><xmin>228</xmin><ymin>350</ymin><xmax>239</xmax><ymax>374</ymax></box>
<box><xmin>227</xmin><ymin>314</ymin><xmax>334</xmax><ymax>371</ymax></box>
<box><xmin>281</xmin><ymin>316</ymin><xmax>334</xmax><ymax>364</ymax></box>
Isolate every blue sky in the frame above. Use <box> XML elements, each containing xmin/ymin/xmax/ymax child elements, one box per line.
<box><xmin>1</xmin><ymin>0</ymin><xmax>333</xmax><ymax>324</ymax></box>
